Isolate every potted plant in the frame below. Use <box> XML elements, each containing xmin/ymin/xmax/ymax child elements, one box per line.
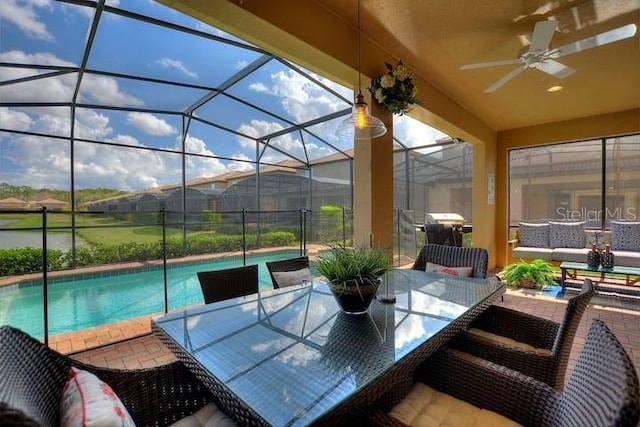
<box><xmin>316</xmin><ymin>245</ymin><xmax>392</xmax><ymax>314</ymax></box>
<box><xmin>501</xmin><ymin>258</ymin><xmax>556</xmax><ymax>290</ymax></box>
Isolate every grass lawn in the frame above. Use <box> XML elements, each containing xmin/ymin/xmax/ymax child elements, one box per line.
<box><xmin>0</xmin><ymin>213</ymin><xmax>188</xmax><ymax>245</ymax></box>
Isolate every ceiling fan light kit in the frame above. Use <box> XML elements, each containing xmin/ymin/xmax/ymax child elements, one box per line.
<box><xmin>460</xmin><ymin>21</ymin><xmax>637</xmax><ymax>93</ymax></box>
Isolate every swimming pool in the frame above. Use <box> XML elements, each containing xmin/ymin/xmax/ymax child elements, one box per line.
<box><xmin>0</xmin><ymin>251</ymin><xmax>304</xmax><ymax>338</ymax></box>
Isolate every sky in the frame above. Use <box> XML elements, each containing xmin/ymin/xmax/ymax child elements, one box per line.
<box><xmin>0</xmin><ymin>0</ymin><xmax>448</xmax><ymax>192</ymax></box>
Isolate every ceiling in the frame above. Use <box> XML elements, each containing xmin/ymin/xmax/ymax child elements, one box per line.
<box><xmin>313</xmin><ymin>0</ymin><xmax>640</xmax><ymax>132</ymax></box>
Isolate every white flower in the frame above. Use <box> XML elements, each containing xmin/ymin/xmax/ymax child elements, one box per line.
<box><xmin>380</xmin><ymin>74</ymin><xmax>395</xmax><ymax>88</ymax></box>
<box><xmin>392</xmin><ymin>64</ymin><xmax>411</xmax><ymax>81</ymax></box>
<box><xmin>369</xmin><ymin>60</ymin><xmax>418</xmax><ymax>115</ymax></box>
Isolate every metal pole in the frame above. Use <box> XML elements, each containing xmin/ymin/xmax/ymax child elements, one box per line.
<box><xmin>302</xmin><ymin>209</ymin><xmax>307</xmax><ymax>255</ymax></box>
<box><xmin>42</xmin><ymin>207</ymin><xmax>49</xmax><ymax>346</ymax></box>
<box><xmin>242</xmin><ymin>209</ymin><xmax>246</xmax><ymax>265</ymax></box>
<box><xmin>342</xmin><ymin>208</ymin><xmax>346</xmax><ymax>246</ymax></box>
<box><xmin>162</xmin><ymin>207</ymin><xmax>168</xmax><ymax>314</ymax></box>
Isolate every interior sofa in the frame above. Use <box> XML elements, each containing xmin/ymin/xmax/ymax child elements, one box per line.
<box><xmin>509</xmin><ymin>220</ymin><xmax>640</xmax><ymax>268</ymax></box>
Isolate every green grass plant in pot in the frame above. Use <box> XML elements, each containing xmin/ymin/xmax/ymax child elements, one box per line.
<box><xmin>501</xmin><ymin>258</ymin><xmax>556</xmax><ymax>290</ymax></box>
<box><xmin>316</xmin><ymin>244</ymin><xmax>392</xmax><ymax>314</ymax></box>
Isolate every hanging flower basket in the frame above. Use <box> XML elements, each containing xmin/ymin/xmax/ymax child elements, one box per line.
<box><xmin>369</xmin><ymin>61</ymin><xmax>419</xmax><ymax>115</ymax></box>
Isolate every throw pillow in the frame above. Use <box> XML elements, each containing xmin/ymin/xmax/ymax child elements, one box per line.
<box><xmin>518</xmin><ymin>222</ymin><xmax>550</xmax><ymax>248</ymax></box>
<box><xmin>610</xmin><ymin>221</ymin><xmax>640</xmax><ymax>251</ymax></box>
<box><xmin>425</xmin><ymin>261</ymin><xmax>473</xmax><ymax>277</ymax></box>
<box><xmin>169</xmin><ymin>402</ymin><xmax>237</xmax><ymax>427</ymax></box>
<box><xmin>549</xmin><ymin>221</ymin><xmax>586</xmax><ymax>249</ymax></box>
<box><xmin>61</xmin><ymin>367</ymin><xmax>136</xmax><ymax>427</ymax></box>
<box><xmin>271</xmin><ymin>267</ymin><xmax>312</xmax><ymax>288</ymax></box>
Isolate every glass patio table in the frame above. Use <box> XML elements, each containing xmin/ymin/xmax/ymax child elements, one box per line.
<box><xmin>151</xmin><ymin>269</ymin><xmax>504</xmax><ymax>426</ymax></box>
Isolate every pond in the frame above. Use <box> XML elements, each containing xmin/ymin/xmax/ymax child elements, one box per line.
<box><xmin>0</xmin><ymin>230</ymin><xmax>89</xmax><ymax>251</ymax></box>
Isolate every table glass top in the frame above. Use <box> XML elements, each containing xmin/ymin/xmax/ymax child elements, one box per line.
<box><xmin>152</xmin><ymin>269</ymin><xmax>503</xmax><ymax>426</ymax></box>
<box><xmin>560</xmin><ymin>261</ymin><xmax>640</xmax><ymax>274</ymax></box>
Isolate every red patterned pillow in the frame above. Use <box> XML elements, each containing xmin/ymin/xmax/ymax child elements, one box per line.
<box><xmin>61</xmin><ymin>367</ymin><xmax>136</xmax><ymax>427</ymax></box>
<box><xmin>425</xmin><ymin>261</ymin><xmax>473</xmax><ymax>277</ymax></box>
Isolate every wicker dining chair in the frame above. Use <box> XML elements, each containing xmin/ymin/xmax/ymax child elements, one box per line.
<box><xmin>197</xmin><ymin>264</ymin><xmax>259</xmax><ymax>304</ymax></box>
<box><xmin>449</xmin><ymin>278</ymin><xmax>595</xmax><ymax>390</ymax></box>
<box><xmin>371</xmin><ymin>319</ymin><xmax>640</xmax><ymax>427</ymax></box>
<box><xmin>424</xmin><ymin>223</ymin><xmax>457</xmax><ymax>246</ymax></box>
<box><xmin>411</xmin><ymin>244</ymin><xmax>489</xmax><ymax>278</ymax></box>
<box><xmin>0</xmin><ymin>326</ymin><xmax>219</xmax><ymax>427</ymax></box>
<box><xmin>265</xmin><ymin>256</ymin><xmax>310</xmax><ymax>289</ymax></box>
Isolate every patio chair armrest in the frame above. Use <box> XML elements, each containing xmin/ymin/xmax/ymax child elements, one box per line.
<box><xmin>75</xmin><ymin>360</ymin><xmax>215</xmax><ymax>427</ymax></box>
<box><xmin>414</xmin><ymin>347</ymin><xmax>559</xmax><ymax>426</ymax></box>
<box><xmin>449</xmin><ymin>332</ymin><xmax>559</xmax><ymax>387</ymax></box>
<box><xmin>468</xmin><ymin>305</ymin><xmax>560</xmax><ymax>349</ymax></box>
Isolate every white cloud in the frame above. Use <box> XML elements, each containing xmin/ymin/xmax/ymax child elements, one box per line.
<box><xmin>235</xmin><ymin>60</ymin><xmax>249</xmax><ymax>70</ymax></box>
<box><xmin>0</xmin><ymin>108</ymin><xmax>32</xmax><ymax>132</ymax></box>
<box><xmin>248</xmin><ymin>70</ymin><xmax>345</xmax><ymax>125</ymax></box>
<box><xmin>0</xmin><ymin>50</ymin><xmax>144</xmax><ymax>108</ymax></box>
<box><xmin>236</xmin><ymin>119</ymin><xmax>331</xmax><ymax>163</ymax></box>
<box><xmin>394</xmin><ymin>115</ymin><xmax>448</xmax><ymax>151</ymax></box>
<box><xmin>127</xmin><ymin>112</ymin><xmax>177</xmax><ymax>136</ymax></box>
<box><xmin>155</xmin><ymin>57</ymin><xmax>198</xmax><ymax>79</ymax></box>
<box><xmin>80</xmin><ymin>74</ymin><xmax>144</xmax><ymax>107</ymax></box>
<box><xmin>0</xmin><ymin>0</ymin><xmax>54</xmax><ymax>41</ymax></box>
<box><xmin>180</xmin><ymin>134</ymin><xmax>253</xmax><ymax>176</ymax></box>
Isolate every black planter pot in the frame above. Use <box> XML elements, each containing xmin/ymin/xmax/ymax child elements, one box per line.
<box><xmin>327</xmin><ymin>277</ymin><xmax>382</xmax><ymax>315</ymax></box>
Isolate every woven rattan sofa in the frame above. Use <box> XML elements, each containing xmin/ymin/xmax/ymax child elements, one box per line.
<box><xmin>509</xmin><ymin>220</ymin><xmax>640</xmax><ymax>267</ymax></box>
<box><xmin>0</xmin><ymin>326</ymin><xmax>219</xmax><ymax>426</ymax></box>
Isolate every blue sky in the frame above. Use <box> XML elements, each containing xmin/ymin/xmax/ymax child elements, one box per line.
<box><xmin>0</xmin><ymin>0</ymin><xmax>447</xmax><ymax>192</ymax></box>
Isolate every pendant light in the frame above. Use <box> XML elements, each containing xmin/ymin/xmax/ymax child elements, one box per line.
<box><xmin>336</xmin><ymin>0</ymin><xmax>387</xmax><ymax>140</ymax></box>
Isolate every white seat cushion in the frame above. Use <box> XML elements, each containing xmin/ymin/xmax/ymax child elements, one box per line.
<box><xmin>389</xmin><ymin>382</ymin><xmax>521</xmax><ymax>427</ymax></box>
<box><xmin>170</xmin><ymin>403</ymin><xmax>237</xmax><ymax>427</ymax></box>
<box><xmin>467</xmin><ymin>328</ymin><xmax>550</xmax><ymax>354</ymax></box>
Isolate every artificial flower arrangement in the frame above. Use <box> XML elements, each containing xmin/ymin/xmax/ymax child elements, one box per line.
<box><xmin>369</xmin><ymin>60</ymin><xmax>419</xmax><ymax>115</ymax></box>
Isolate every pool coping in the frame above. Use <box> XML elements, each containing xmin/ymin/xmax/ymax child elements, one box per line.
<box><xmin>0</xmin><ymin>246</ymin><xmax>313</xmax><ymax>288</ymax></box>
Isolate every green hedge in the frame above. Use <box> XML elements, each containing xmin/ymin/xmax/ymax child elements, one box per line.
<box><xmin>0</xmin><ymin>247</ymin><xmax>65</xmax><ymax>276</ymax></box>
<box><xmin>0</xmin><ymin>231</ymin><xmax>297</xmax><ymax>276</ymax></box>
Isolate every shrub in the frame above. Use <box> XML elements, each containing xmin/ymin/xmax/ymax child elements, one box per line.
<box><xmin>2</xmin><ymin>231</ymin><xmax>297</xmax><ymax>275</ymax></box>
<box><xmin>0</xmin><ymin>247</ymin><xmax>65</xmax><ymax>276</ymax></box>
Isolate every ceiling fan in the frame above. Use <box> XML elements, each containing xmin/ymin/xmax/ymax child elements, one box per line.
<box><xmin>460</xmin><ymin>21</ymin><xmax>637</xmax><ymax>93</ymax></box>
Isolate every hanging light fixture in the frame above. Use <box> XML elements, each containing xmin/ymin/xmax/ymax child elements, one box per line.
<box><xmin>336</xmin><ymin>0</ymin><xmax>387</xmax><ymax>140</ymax></box>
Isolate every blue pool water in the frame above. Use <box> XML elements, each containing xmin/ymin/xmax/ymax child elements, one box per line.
<box><xmin>0</xmin><ymin>251</ymin><xmax>304</xmax><ymax>338</ymax></box>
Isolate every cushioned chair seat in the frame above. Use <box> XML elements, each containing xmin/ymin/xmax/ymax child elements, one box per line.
<box><xmin>466</xmin><ymin>328</ymin><xmax>551</xmax><ymax>354</ymax></box>
<box><xmin>450</xmin><ymin>279</ymin><xmax>594</xmax><ymax>390</ymax></box>
<box><xmin>389</xmin><ymin>382</ymin><xmax>521</xmax><ymax>427</ymax></box>
<box><xmin>370</xmin><ymin>319</ymin><xmax>640</xmax><ymax>427</ymax></box>
<box><xmin>613</xmin><ymin>250</ymin><xmax>640</xmax><ymax>268</ymax></box>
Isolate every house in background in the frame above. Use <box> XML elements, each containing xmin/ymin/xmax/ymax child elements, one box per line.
<box><xmin>32</xmin><ymin>198</ymin><xmax>69</xmax><ymax>212</ymax></box>
<box><xmin>0</xmin><ymin>197</ymin><xmax>30</xmax><ymax>211</ymax></box>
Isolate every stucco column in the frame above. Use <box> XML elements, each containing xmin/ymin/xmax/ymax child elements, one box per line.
<box><xmin>353</xmin><ymin>96</ymin><xmax>394</xmax><ymax>251</ymax></box>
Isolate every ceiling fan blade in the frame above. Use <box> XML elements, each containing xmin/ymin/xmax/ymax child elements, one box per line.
<box><xmin>485</xmin><ymin>66</ymin><xmax>526</xmax><ymax>93</ymax></box>
<box><xmin>551</xmin><ymin>23</ymin><xmax>637</xmax><ymax>58</ymax></box>
<box><xmin>533</xmin><ymin>59</ymin><xmax>576</xmax><ymax>79</ymax></box>
<box><xmin>460</xmin><ymin>59</ymin><xmax>521</xmax><ymax>70</ymax></box>
<box><xmin>529</xmin><ymin>20</ymin><xmax>558</xmax><ymax>52</ymax></box>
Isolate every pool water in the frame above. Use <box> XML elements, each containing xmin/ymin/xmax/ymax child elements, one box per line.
<box><xmin>0</xmin><ymin>251</ymin><xmax>305</xmax><ymax>338</ymax></box>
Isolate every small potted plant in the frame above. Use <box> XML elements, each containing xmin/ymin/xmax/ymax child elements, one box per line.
<box><xmin>501</xmin><ymin>258</ymin><xmax>556</xmax><ymax>290</ymax></box>
<box><xmin>316</xmin><ymin>244</ymin><xmax>392</xmax><ymax>314</ymax></box>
